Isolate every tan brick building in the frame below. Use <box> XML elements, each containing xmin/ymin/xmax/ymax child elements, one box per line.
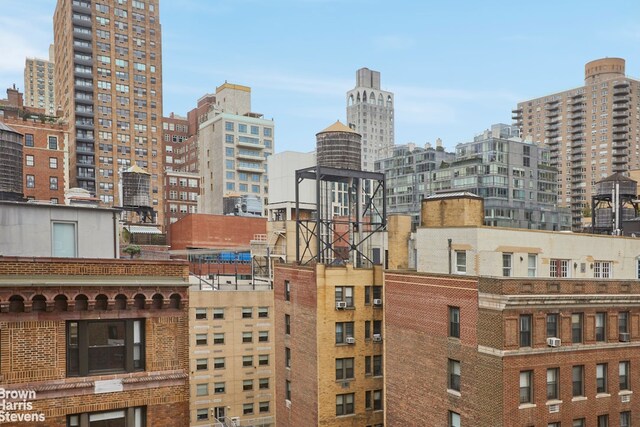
<box><xmin>188</xmin><ymin>285</ymin><xmax>275</xmax><ymax>426</ymax></box>
<box><xmin>24</xmin><ymin>45</ymin><xmax>56</xmax><ymax>116</ymax></box>
<box><xmin>54</xmin><ymin>0</ymin><xmax>164</xmax><ymax>223</ymax></box>
<box><xmin>274</xmin><ymin>263</ymin><xmax>384</xmax><ymax>427</ymax></box>
<box><xmin>0</xmin><ymin>257</ymin><xmax>190</xmax><ymax>427</ymax></box>
<box><xmin>384</xmin><ymin>194</ymin><xmax>640</xmax><ymax>426</ymax></box>
<box><xmin>513</xmin><ymin>58</ymin><xmax>640</xmax><ymax>228</ymax></box>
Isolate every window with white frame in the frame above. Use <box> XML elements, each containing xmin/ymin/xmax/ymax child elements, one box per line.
<box><xmin>502</xmin><ymin>253</ymin><xmax>512</xmax><ymax>277</ymax></box>
<box><xmin>455</xmin><ymin>251</ymin><xmax>466</xmax><ymax>274</ymax></box>
<box><xmin>593</xmin><ymin>261</ymin><xmax>612</xmax><ymax>278</ymax></box>
<box><xmin>550</xmin><ymin>259</ymin><xmax>570</xmax><ymax>277</ymax></box>
<box><xmin>528</xmin><ymin>254</ymin><xmax>537</xmax><ymax>277</ymax></box>
<box><xmin>52</xmin><ymin>222</ymin><xmax>77</xmax><ymax>257</ymax></box>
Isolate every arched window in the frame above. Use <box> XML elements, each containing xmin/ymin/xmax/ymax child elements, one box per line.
<box><xmin>356</xmin><ymin>92</ymin><xmax>361</xmax><ymax>103</ymax></box>
<box><xmin>134</xmin><ymin>293</ymin><xmax>146</xmax><ymax>309</ymax></box>
<box><xmin>9</xmin><ymin>295</ymin><xmax>24</xmax><ymax>313</ymax></box>
<box><xmin>378</xmin><ymin>94</ymin><xmax>384</xmax><ymax>106</ymax></box>
<box><xmin>115</xmin><ymin>294</ymin><xmax>127</xmax><ymax>310</ymax></box>
<box><xmin>348</xmin><ymin>94</ymin><xmax>354</xmax><ymax>106</ymax></box>
<box><xmin>169</xmin><ymin>293</ymin><xmax>181</xmax><ymax>309</ymax></box>
<box><xmin>363</xmin><ymin>92</ymin><xmax>367</xmax><ymax>103</ymax></box>
<box><xmin>54</xmin><ymin>294</ymin><xmax>68</xmax><ymax>311</ymax></box>
<box><xmin>387</xmin><ymin>95</ymin><xmax>393</xmax><ymax>108</ymax></box>
<box><xmin>370</xmin><ymin>92</ymin><xmax>376</xmax><ymax>104</ymax></box>
<box><xmin>95</xmin><ymin>294</ymin><xmax>108</xmax><ymax>311</ymax></box>
<box><xmin>151</xmin><ymin>293</ymin><xmax>164</xmax><ymax>309</ymax></box>
<box><xmin>32</xmin><ymin>295</ymin><xmax>47</xmax><ymax>312</ymax></box>
<box><xmin>75</xmin><ymin>294</ymin><xmax>88</xmax><ymax>311</ymax></box>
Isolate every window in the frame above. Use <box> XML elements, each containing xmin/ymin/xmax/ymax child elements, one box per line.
<box><xmin>502</xmin><ymin>253</ymin><xmax>512</xmax><ymax>276</ymax></box>
<box><xmin>550</xmin><ymin>259</ymin><xmax>569</xmax><ymax>277</ymax></box>
<box><xmin>285</xmin><ymin>347</ymin><xmax>291</xmax><ymax>368</ymax></box>
<box><xmin>449</xmin><ymin>306</ymin><xmax>460</xmax><ymax>338</ymax></box>
<box><xmin>595</xmin><ymin>312</ymin><xmax>606</xmax><ymax>342</ymax></box>
<box><xmin>528</xmin><ymin>254</ymin><xmax>537</xmax><ymax>277</ymax></box>
<box><xmin>50</xmin><ymin>177</ymin><xmax>58</xmax><ymax>190</ymax></box>
<box><xmin>573</xmin><ymin>419</ymin><xmax>585</xmax><ymax>427</ymax></box>
<box><xmin>243</xmin><ymin>403</ymin><xmax>253</xmax><ymax>416</ymax></box>
<box><xmin>364</xmin><ymin>320</ymin><xmax>371</xmax><ymax>340</ymax></box>
<box><xmin>285</xmin><ymin>314</ymin><xmax>291</xmax><ymax>335</ymax></box>
<box><xmin>259</xmin><ymin>378</ymin><xmax>269</xmax><ymax>389</ymax></box>
<box><xmin>547</xmin><ymin>368</ymin><xmax>559</xmax><ymax>400</ymax></box>
<box><xmin>238</xmin><ymin>124</ymin><xmax>247</xmax><ymax>133</ymax></box>
<box><xmin>365</xmin><ymin>356</ymin><xmax>372</xmax><ymax>375</ymax></box>
<box><xmin>519</xmin><ymin>315</ymin><xmax>532</xmax><ymax>347</ymax></box>
<box><xmin>49</xmin><ymin>157</ymin><xmax>57</xmax><ymax>168</ymax></box>
<box><xmin>594</xmin><ymin>261</ymin><xmax>612</xmax><ymax>278</ymax></box>
<box><xmin>519</xmin><ymin>371</ymin><xmax>533</xmax><ymax>404</ymax></box>
<box><xmin>259</xmin><ymin>401</ymin><xmax>269</xmax><ymax>413</ymax></box>
<box><xmin>449</xmin><ymin>411</ymin><xmax>461</xmax><ymax>427</ymax></box>
<box><xmin>196</xmin><ymin>409</ymin><xmax>208</xmax><ymax>421</ymax></box>
<box><xmin>25</xmin><ymin>134</ymin><xmax>34</xmax><ymax>147</ymax></box>
<box><xmin>619</xmin><ymin>311</ymin><xmax>629</xmax><ymax>334</ymax></box>
<box><xmin>335</xmin><ymin>322</ymin><xmax>354</xmax><ymax>344</ymax></box>
<box><xmin>373</xmin><ymin>355</ymin><xmax>383</xmax><ymax>376</ymax></box>
<box><xmin>619</xmin><ymin>361</ymin><xmax>630</xmax><ymax>391</ymax></box>
<box><xmin>25</xmin><ymin>155</ymin><xmax>34</xmax><ymax>166</ymax></box>
<box><xmin>620</xmin><ymin>412</ymin><xmax>631</xmax><ymax>427</ymax></box>
<box><xmin>213</xmin><ymin>308</ymin><xmax>224</xmax><ymax>319</ymax></box>
<box><xmin>572</xmin><ymin>365</ymin><xmax>584</xmax><ymax>397</ymax></box>
<box><xmin>196</xmin><ymin>383</ymin><xmax>208</xmax><ymax>396</ymax></box>
<box><xmin>195</xmin><ymin>334</ymin><xmax>207</xmax><ymax>345</ymax></box>
<box><xmin>258</xmin><ymin>354</ymin><xmax>269</xmax><ymax>366</ymax></box>
<box><xmin>285</xmin><ymin>280</ymin><xmax>290</xmax><ymax>301</ymax></box>
<box><xmin>242</xmin><ymin>356</ymin><xmax>253</xmax><ymax>367</ymax></box>
<box><xmin>67</xmin><ymin>319</ymin><xmax>144</xmax><ymax>376</ymax></box>
<box><xmin>258</xmin><ymin>307</ymin><xmax>268</xmax><ymax>318</ymax></box>
<box><xmin>196</xmin><ymin>359</ymin><xmax>208</xmax><ymax>371</ymax></box>
<box><xmin>364</xmin><ymin>286</ymin><xmax>371</xmax><ymax>305</ymax></box>
<box><xmin>598</xmin><ymin>414</ymin><xmax>609</xmax><ymax>427</ymax></box>
<box><xmin>48</xmin><ymin>136</ymin><xmax>58</xmax><ymax>149</ymax></box>
<box><xmin>336</xmin><ymin>393</ymin><xmax>354</xmax><ymax>416</ymax></box>
<box><xmin>213</xmin><ymin>333</ymin><xmax>224</xmax><ymax>344</ymax></box>
<box><xmin>213</xmin><ymin>357</ymin><xmax>224</xmax><ymax>369</ymax></box>
<box><xmin>546</xmin><ymin>313</ymin><xmax>558</xmax><ymax>338</ymax></box>
<box><xmin>336</xmin><ymin>358</ymin><xmax>354</xmax><ymax>380</ymax></box>
<box><xmin>195</xmin><ymin>308</ymin><xmax>207</xmax><ymax>320</ymax></box>
<box><xmin>455</xmin><ymin>251</ymin><xmax>466</xmax><ymax>273</ymax></box>
<box><xmin>242</xmin><ymin>307</ymin><xmax>252</xmax><ymax>318</ymax></box>
<box><xmin>596</xmin><ymin>363</ymin><xmax>608</xmax><ymax>393</ymax></box>
<box><xmin>68</xmin><ymin>408</ymin><xmax>146</xmax><ymax>427</ymax></box>
<box><xmin>52</xmin><ymin>222</ymin><xmax>77</xmax><ymax>257</ymax></box>
<box><xmin>572</xmin><ymin>313</ymin><xmax>583</xmax><ymax>344</ymax></box>
<box><xmin>26</xmin><ymin>174</ymin><xmax>35</xmax><ymax>188</ymax></box>
<box><xmin>225</xmin><ymin>121</ymin><xmax>234</xmax><ymax>131</ymax></box>
<box><xmin>258</xmin><ymin>331</ymin><xmax>269</xmax><ymax>342</ymax></box>
<box><xmin>448</xmin><ymin>359</ymin><xmax>461</xmax><ymax>391</ymax></box>
<box><xmin>242</xmin><ymin>332</ymin><xmax>252</xmax><ymax>343</ymax></box>
<box><xmin>335</xmin><ymin>286</ymin><xmax>354</xmax><ymax>307</ymax></box>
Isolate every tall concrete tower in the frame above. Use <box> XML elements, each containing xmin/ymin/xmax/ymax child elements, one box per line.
<box><xmin>346</xmin><ymin>68</ymin><xmax>394</xmax><ymax>171</ymax></box>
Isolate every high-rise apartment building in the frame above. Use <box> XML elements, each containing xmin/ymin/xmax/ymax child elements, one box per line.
<box><xmin>54</xmin><ymin>0</ymin><xmax>164</xmax><ymax>223</ymax></box>
<box><xmin>374</xmin><ymin>140</ymin><xmax>454</xmax><ymax>228</ymax></box>
<box><xmin>513</xmin><ymin>58</ymin><xmax>640</xmax><ymax>229</ymax></box>
<box><xmin>24</xmin><ymin>44</ymin><xmax>57</xmax><ymax>116</ymax></box>
<box><xmin>347</xmin><ymin>67</ymin><xmax>394</xmax><ymax>171</ymax></box>
<box><xmin>199</xmin><ymin>83</ymin><xmax>273</xmax><ymax>216</ymax></box>
<box><xmin>430</xmin><ymin>123</ymin><xmax>571</xmax><ymax>230</ymax></box>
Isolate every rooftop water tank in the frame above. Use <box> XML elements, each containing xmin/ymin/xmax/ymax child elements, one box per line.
<box><xmin>316</xmin><ymin>120</ymin><xmax>362</xmax><ymax>171</ymax></box>
<box><xmin>122</xmin><ymin>165</ymin><xmax>151</xmax><ymax>207</ymax></box>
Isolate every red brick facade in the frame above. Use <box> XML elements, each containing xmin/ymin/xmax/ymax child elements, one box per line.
<box><xmin>169</xmin><ymin>213</ymin><xmax>266</xmax><ymax>250</ymax></box>
<box><xmin>0</xmin><ymin>257</ymin><xmax>190</xmax><ymax>426</ymax></box>
<box><xmin>274</xmin><ymin>265</ymin><xmax>319</xmax><ymax>427</ymax></box>
<box><xmin>384</xmin><ymin>272</ymin><xmax>640</xmax><ymax>426</ymax></box>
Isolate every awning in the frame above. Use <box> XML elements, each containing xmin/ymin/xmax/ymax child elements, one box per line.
<box><xmin>124</xmin><ymin>225</ymin><xmax>163</xmax><ymax>235</ymax></box>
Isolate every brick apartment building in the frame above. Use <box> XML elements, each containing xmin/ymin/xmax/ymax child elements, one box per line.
<box><xmin>384</xmin><ymin>193</ymin><xmax>640</xmax><ymax>427</ymax></box>
<box><xmin>274</xmin><ymin>264</ymin><xmax>384</xmax><ymax>427</ymax></box>
<box><xmin>0</xmin><ymin>86</ymin><xmax>68</xmax><ymax>203</ymax></box>
<box><xmin>0</xmin><ymin>201</ymin><xmax>190</xmax><ymax>426</ymax></box>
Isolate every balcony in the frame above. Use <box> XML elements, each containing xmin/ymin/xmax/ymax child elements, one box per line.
<box><xmin>236</xmin><ymin>161</ymin><xmax>264</xmax><ymax>173</ymax></box>
<box><xmin>613</xmin><ymin>95</ymin><xmax>629</xmax><ymax>103</ymax></box>
<box><xmin>571</xmin><ymin>104</ymin><xmax>585</xmax><ymax>114</ymax></box>
<box><xmin>613</xmin><ymin>126</ymin><xmax>628</xmax><ymax>134</ymax></box>
<box><xmin>613</xmin><ymin>80</ymin><xmax>630</xmax><ymax>89</ymax></box>
<box><xmin>613</xmin><ymin>133</ymin><xmax>628</xmax><ymax>142</ymax></box>
<box><xmin>613</xmin><ymin>110</ymin><xmax>629</xmax><ymax>119</ymax></box>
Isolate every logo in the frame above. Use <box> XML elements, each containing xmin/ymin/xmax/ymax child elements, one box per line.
<box><xmin>0</xmin><ymin>388</ymin><xmax>45</xmax><ymax>424</ymax></box>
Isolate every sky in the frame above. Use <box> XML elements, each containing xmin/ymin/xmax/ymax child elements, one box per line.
<box><xmin>0</xmin><ymin>0</ymin><xmax>639</xmax><ymax>152</ymax></box>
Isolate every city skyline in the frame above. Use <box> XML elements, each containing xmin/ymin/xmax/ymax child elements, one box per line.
<box><xmin>1</xmin><ymin>0</ymin><xmax>639</xmax><ymax>152</ymax></box>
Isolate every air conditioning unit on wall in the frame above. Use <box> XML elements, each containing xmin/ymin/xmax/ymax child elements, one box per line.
<box><xmin>546</xmin><ymin>337</ymin><xmax>561</xmax><ymax>347</ymax></box>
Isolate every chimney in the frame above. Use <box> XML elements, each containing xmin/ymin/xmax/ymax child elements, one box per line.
<box><xmin>421</xmin><ymin>193</ymin><xmax>484</xmax><ymax>228</ymax></box>
<box><xmin>387</xmin><ymin>215</ymin><xmax>412</xmax><ymax>270</ymax></box>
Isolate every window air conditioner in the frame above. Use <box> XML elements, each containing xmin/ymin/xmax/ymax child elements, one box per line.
<box><xmin>373</xmin><ymin>299</ymin><xmax>382</xmax><ymax>306</ymax></box>
<box><xmin>372</xmin><ymin>334</ymin><xmax>382</xmax><ymax>342</ymax></box>
<box><xmin>336</xmin><ymin>301</ymin><xmax>347</xmax><ymax>309</ymax></box>
<box><xmin>619</xmin><ymin>332</ymin><xmax>630</xmax><ymax>342</ymax></box>
<box><xmin>345</xmin><ymin>336</ymin><xmax>356</xmax><ymax>344</ymax></box>
<box><xmin>546</xmin><ymin>337</ymin><xmax>561</xmax><ymax>347</ymax></box>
